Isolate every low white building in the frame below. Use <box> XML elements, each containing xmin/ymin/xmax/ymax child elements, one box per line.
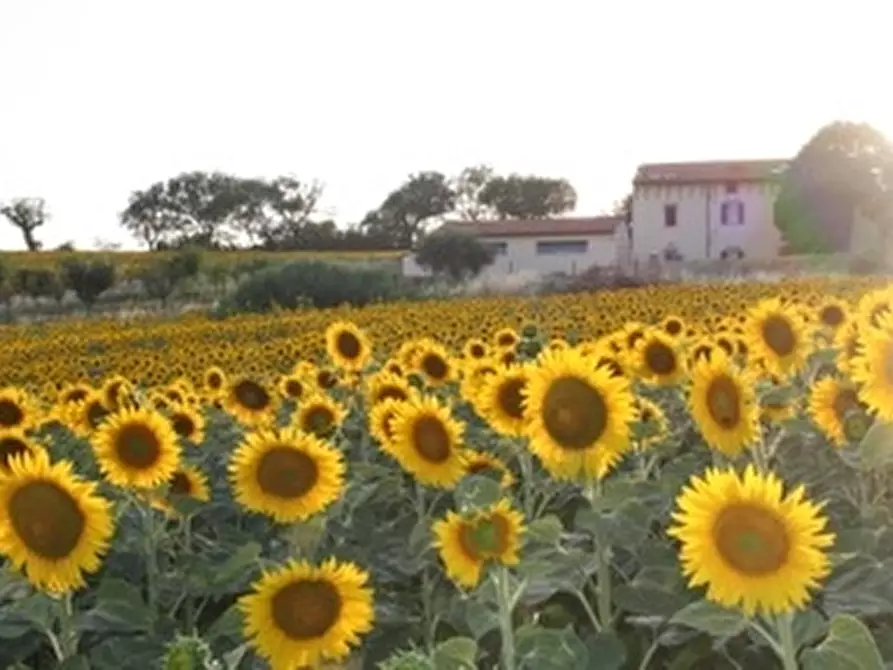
<box><xmin>629</xmin><ymin>159</ymin><xmax>789</xmax><ymax>263</ymax></box>
<box><xmin>402</xmin><ymin>216</ymin><xmax>625</xmax><ymax>280</ymax></box>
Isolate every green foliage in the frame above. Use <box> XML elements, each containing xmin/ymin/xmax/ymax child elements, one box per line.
<box><xmin>13</xmin><ymin>267</ymin><xmax>64</xmax><ymax>301</ymax></box>
<box><xmin>478</xmin><ymin>174</ymin><xmax>576</xmax><ymax>219</ymax></box>
<box><xmin>60</xmin><ymin>259</ymin><xmax>116</xmax><ymax>308</ymax></box>
<box><xmin>775</xmin><ymin>121</ymin><xmax>893</xmax><ymax>254</ymax></box>
<box><xmin>220</xmin><ymin>259</ymin><xmax>414</xmax><ymax>314</ymax></box>
<box><xmin>139</xmin><ymin>249</ymin><xmax>203</xmax><ymax>305</ymax></box>
<box><xmin>415</xmin><ymin>231</ymin><xmax>495</xmax><ymax>282</ymax></box>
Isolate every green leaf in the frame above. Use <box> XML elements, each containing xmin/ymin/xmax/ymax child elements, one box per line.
<box><xmin>205</xmin><ymin>541</ymin><xmax>262</xmax><ymax>594</ymax></box>
<box><xmin>58</xmin><ymin>657</ymin><xmax>91</xmax><ymax>670</ymax></box>
<box><xmin>76</xmin><ymin>577</ymin><xmax>152</xmax><ymax>634</ymax></box>
<box><xmin>453</xmin><ymin>475</ymin><xmax>502</xmax><ymax>512</ymax></box>
<box><xmin>525</xmin><ymin>515</ymin><xmax>563</xmax><ymax>545</ymax></box>
<box><xmin>858</xmin><ymin>420</ymin><xmax>893</xmax><ymax>470</ymax></box>
<box><xmin>432</xmin><ymin>636</ymin><xmax>477</xmax><ymax>670</ymax></box>
<box><xmin>793</xmin><ymin>610</ymin><xmax>829</xmax><ymax>650</ymax></box>
<box><xmin>515</xmin><ymin>624</ymin><xmax>589</xmax><ymax>670</ymax></box>
<box><xmin>584</xmin><ymin>631</ymin><xmax>627</xmax><ymax>670</ymax></box>
<box><xmin>801</xmin><ymin>614</ymin><xmax>884</xmax><ymax>670</ymax></box>
<box><xmin>669</xmin><ymin>600</ymin><xmax>748</xmax><ymax>638</ymax></box>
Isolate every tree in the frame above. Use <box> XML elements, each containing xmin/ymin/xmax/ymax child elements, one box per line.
<box><xmin>139</xmin><ymin>249</ymin><xmax>202</xmax><ymax>307</ymax></box>
<box><xmin>363</xmin><ymin>172</ymin><xmax>457</xmax><ymax>247</ymax></box>
<box><xmin>61</xmin><ymin>260</ymin><xmax>116</xmax><ymax>310</ymax></box>
<box><xmin>478</xmin><ymin>174</ymin><xmax>577</xmax><ymax>219</ymax></box>
<box><xmin>415</xmin><ymin>230</ymin><xmax>495</xmax><ymax>282</ymax></box>
<box><xmin>775</xmin><ymin>121</ymin><xmax>893</xmax><ymax>254</ymax></box>
<box><xmin>1</xmin><ymin>198</ymin><xmax>47</xmax><ymax>251</ymax></box>
<box><xmin>453</xmin><ymin>165</ymin><xmax>497</xmax><ymax>221</ymax></box>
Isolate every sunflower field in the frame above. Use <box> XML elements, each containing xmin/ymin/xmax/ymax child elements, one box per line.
<box><xmin>3</xmin><ymin>276</ymin><xmax>893</xmax><ymax>669</ymax></box>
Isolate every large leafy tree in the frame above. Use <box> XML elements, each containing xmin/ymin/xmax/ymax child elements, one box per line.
<box><xmin>415</xmin><ymin>230</ymin><xmax>495</xmax><ymax>282</ymax></box>
<box><xmin>453</xmin><ymin>165</ymin><xmax>497</xmax><ymax>221</ymax></box>
<box><xmin>1</xmin><ymin>198</ymin><xmax>48</xmax><ymax>251</ymax></box>
<box><xmin>478</xmin><ymin>174</ymin><xmax>577</xmax><ymax>219</ymax></box>
<box><xmin>120</xmin><ymin>172</ymin><xmax>323</xmax><ymax>249</ymax></box>
<box><xmin>775</xmin><ymin>121</ymin><xmax>893</xmax><ymax>254</ymax></box>
<box><xmin>362</xmin><ymin>172</ymin><xmax>456</xmax><ymax>246</ymax></box>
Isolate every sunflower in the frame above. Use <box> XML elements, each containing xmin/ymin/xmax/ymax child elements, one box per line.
<box><xmin>239</xmin><ymin>558</ymin><xmax>374</xmax><ymax>669</ymax></box>
<box><xmin>230</xmin><ymin>427</ymin><xmax>345</xmax><ymax>523</ymax></box>
<box><xmin>493</xmin><ymin>327</ymin><xmax>519</xmax><ymax>350</ymax></box>
<box><xmin>473</xmin><ymin>365</ymin><xmax>529</xmax><ymax>437</ymax></box>
<box><xmin>389</xmin><ymin>395</ymin><xmax>466</xmax><ymax>488</ymax></box>
<box><xmin>151</xmin><ymin>465</ymin><xmax>211</xmax><ymax>515</ymax></box>
<box><xmin>688</xmin><ymin>349</ymin><xmax>759</xmax><ymax>457</ymax></box>
<box><xmin>223</xmin><ymin>376</ymin><xmax>279</xmax><ymax>427</ymax></box>
<box><xmin>668</xmin><ymin>465</ymin><xmax>834</xmax><ymax>615</ymax></box>
<box><xmin>744</xmin><ymin>298</ymin><xmax>811</xmax><ymax>376</ymax></box>
<box><xmin>414</xmin><ymin>342</ymin><xmax>455</xmax><ymax>387</ymax></box>
<box><xmin>169</xmin><ymin>404</ymin><xmax>206</xmax><ymax>445</ymax></box>
<box><xmin>633</xmin><ymin>330</ymin><xmax>684</xmax><ymax>385</ymax></box>
<box><xmin>633</xmin><ymin>398</ymin><xmax>668</xmax><ymax>448</ymax></box>
<box><xmin>325</xmin><ymin>321</ymin><xmax>372</xmax><ymax>372</ymax></box>
<box><xmin>100</xmin><ymin>375</ymin><xmax>134</xmax><ymax>412</ymax></box>
<box><xmin>808</xmin><ymin>377</ymin><xmax>866</xmax><ymax>446</ymax></box>
<box><xmin>760</xmin><ymin>375</ymin><xmax>797</xmax><ymax>423</ymax></box>
<box><xmin>463</xmin><ymin>338</ymin><xmax>490</xmax><ymax>361</ymax></box>
<box><xmin>459</xmin><ymin>360</ymin><xmax>498</xmax><ymax>404</ymax></box>
<box><xmin>660</xmin><ymin>315</ymin><xmax>686</xmax><ymax>338</ymax></box>
<box><xmin>523</xmin><ymin>348</ymin><xmax>636</xmax><ymax>481</ymax></box>
<box><xmin>368</xmin><ymin>397</ymin><xmax>408</xmax><ymax>454</ymax></box>
<box><xmin>816</xmin><ymin>299</ymin><xmax>848</xmax><ymax>333</ymax></box>
<box><xmin>202</xmin><ymin>366</ymin><xmax>227</xmax><ymax>396</ymax></box>
<box><xmin>364</xmin><ymin>372</ymin><xmax>412</xmax><ymax>406</ymax></box>
<box><xmin>432</xmin><ymin>499</ymin><xmax>525</xmax><ymax>588</ymax></box>
<box><xmin>70</xmin><ymin>392</ymin><xmax>113</xmax><ymax>437</ymax></box>
<box><xmin>0</xmin><ymin>449</ymin><xmax>114</xmax><ymax>593</ymax></box>
<box><xmin>834</xmin><ymin>320</ymin><xmax>863</xmax><ymax>377</ymax></box>
<box><xmin>0</xmin><ymin>429</ymin><xmax>43</xmax><ymax>473</ymax></box>
<box><xmin>0</xmin><ymin>387</ymin><xmax>37</xmax><ymax>432</ymax></box>
<box><xmin>91</xmin><ymin>407</ymin><xmax>181</xmax><ymax>489</ymax></box>
<box><xmin>295</xmin><ymin>394</ymin><xmax>347</xmax><ymax>439</ymax></box>
<box><xmin>851</xmin><ymin>314</ymin><xmax>893</xmax><ymax>421</ymax></box>
<box><xmin>461</xmin><ymin>450</ymin><xmax>515</xmax><ymax>488</ymax></box>
<box><xmin>277</xmin><ymin>374</ymin><xmax>307</xmax><ymax>402</ymax></box>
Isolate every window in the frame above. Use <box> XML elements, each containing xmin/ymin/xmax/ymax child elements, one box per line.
<box><xmin>535</xmin><ymin>240</ymin><xmax>588</xmax><ymax>254</ymax></box>
<box><xmin>663</xmin><ymin>244</ymin><xmax>683</xmax><ymax>261</ymax></box>
<box><xmin>725</xmin><ymin>181</ymin><xmax>739</xmax><ymax>194</ymax></box>
<box><xmin>664</xmin><ymin>204</ymin><xmax>678</xmax><ymax>227</ymax></box>
<box><xmin>483</xmin><ymin>241</ymin><xmax>508</xmax><ymax>255</ymax></box>
<box><xmin>720</xmin><ymin>199</ymin><xmax>745</xmax><ymax>226</ymax></box>
<box><xmin>720</xmin><ymin>246</ymin><xmax>745</xmax><ymax>260</ymax></box>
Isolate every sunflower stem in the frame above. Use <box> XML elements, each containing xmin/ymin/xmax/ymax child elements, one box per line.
<box><xmin>516</xmin><ymin>449</ymin><xmax>536</xmax><ymax>519</ymax></box>
<box><xmin>585</xmin><ymin>481</ymin><xmax>614</xmax><ymax>632</ymax></box>
<box><xmin>776</xmin><ymin>612</ymin><xmax>799</xmax><ymax>670</ymax></box>
<box><xmin>143</xmin><ymin>505</ymin><xmax>160</xmax><ymax>629</ymax></box>
<box><xmin>495</xmin><ymin>565</ymin><xmax>517</xmax><ymax>670</ymax></box>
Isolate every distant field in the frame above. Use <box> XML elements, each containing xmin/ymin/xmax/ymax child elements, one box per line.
<box><xmin>0</xmin><ymin>249</ymin><xmax>405</xmax><ymax>277</ymax></box>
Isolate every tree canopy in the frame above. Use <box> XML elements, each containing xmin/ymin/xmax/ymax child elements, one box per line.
<box><xmin>1</xmin><ymin>198</ymin><xmax>48</xmax><ymax>251</ymax></box>
<box><xmin>775</xmin><ymin>121</ymin><xmax>893</xmax><ymax>254</ymax></box>
<box><xmin>414</xmin><ymin>230</ymin><xmax>495</xmax><ymax>282</ymax></box>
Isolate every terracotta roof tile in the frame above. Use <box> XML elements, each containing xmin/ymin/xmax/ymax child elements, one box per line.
<box><xmin>634</xmin><ymin>159</ymin><xmax>789</xmax><ymax>185</ymax></box>
<box><xmin>439</xmin><ymin>216</ymin><xmax>620</xmax><ymax>238</ymax></box>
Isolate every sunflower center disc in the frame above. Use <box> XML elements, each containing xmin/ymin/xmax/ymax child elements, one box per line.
<box><xmin>336</xmin><ymin>332</ymin><xmax>362</xmax><ymax>359</ymax></box>
<box><xmin>9</xmin><ymin>481</ymin><xmax>85</xmax><ymax>560</ymax></box>
<box><xmin>168</xmin><ymin>471</ymin><xmax>193</xmax><ymax>496</ymax></box>
<box><xmin>272</xmin><ymin>579</ymin><xmax>343</xmax><ymax>640</ymax></box>
<box><xmin>421</xmin><ymin>354</ymin><xmax>448</xmax><ymax>380</ymax></box>
<box><xmin>497</xmin><ymin>379</ymin><xmax>526</xmax><ymax>419</ymax></box>
<box><xmin>820</xmin><ymin>305</ymin><xmax>844</xmax><ymax>327</ymax></box>
<box><xmin>412</xmin><ymin>416</ymin><xmax>452</xmax><ymax>463</ymax></box>
<box><xmin>761</xmin><ymin>316</ymin><xmax>796</xmax><ymax>357</ymax></box>
<box><xmin>117</xmin><ymin>424</ymin><xmax>162</xmax><ymax>469</ymax></box>
<box><xmin>285</xmin><ymin>381</ymin><xmax>303</xmax><ymax>398</ymax></box>
<box><xmin>378</xmin><ymin>386</ymin><xmax>407</xmax><ymax>403</ymax></box>
<box><xmin>706</xmin><ymin>376</ymin><xmax>741</xmax><ymax>429</ymax></box>
<box><xmin>542</xmin><ymin>377</ymin><xmax>607</xmax><ymax>450</ymax></box>
<box><xmin>257</xmin><ymin>447</ymin><xmax>319</xmax><ymax>498</ymax></box>
<box><xmin>0</xmin><ymin>438</ymin><xmax>30</xmax><ymax>470</ymax></box>
<box><xmin>303</xmin><ymin>408</ymin><xmax>334</xmax><ymax>436</ymax></box>
<box><xmin>234</xmin><ymin>381</ymin><xmax>270</xmax><ymax>410</ymax></box>
<box><xmin>0</xmin><ymin>400</ymin><xmax>24</xmax><ymax>428</ymax></box>
<box><xmin>713</xmin><ymin>504</ymin><xmax>790</xmax><ymax>575</ymax></box>
<box><xmin>172</xmin><ymin>414</ymin><xmax>195</xmax><ymax>438</ymax></box>
<box><xmin>832</xmin><ymin>388</ymin><xmax>859</xmax><ymax>421</ymax></box>
<box><xmin>645</xmin><ymin>342</ymin><xmax>676</xmax><ymax>376</ymax></box>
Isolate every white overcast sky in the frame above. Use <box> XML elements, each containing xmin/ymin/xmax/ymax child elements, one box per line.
<box><xmin>0</xmin><ymin>0</ymin><xmax>890</xmax><ymax>250</ymax></box>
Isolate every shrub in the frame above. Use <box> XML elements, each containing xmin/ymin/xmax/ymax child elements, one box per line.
<box><xmin>220</xmin><ymin>260</ymin><xmax>414</xmax><ymax>314</ymax></box>
<box><xmin>139</xmin><ymin>249</ymin><xmax>203</xmax><ymax>306</ymax></box>
<box><xmin>415</xmin><ymin>231</ymin><xmax>494</xmax><ymax>282</ymax></box>
<box><xmin>60</xmin><ymin>259</ymin><xmax>116</xmax><ymax>309</ymax></box>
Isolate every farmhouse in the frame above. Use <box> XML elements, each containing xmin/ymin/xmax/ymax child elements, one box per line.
<box><xmin>401</xmin><ymin>216</ymin><xmax>627</xmax><ymax>280</ymax></box>
<box><xmin>629</xmin><ymin>159</ymin><xmax>789</xmax><ymax>263</ymax></box>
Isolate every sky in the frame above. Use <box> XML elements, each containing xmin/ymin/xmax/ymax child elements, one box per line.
<box><xmin>0</xmin><ymin>0</ymin><xmax>891</xmax><ymax>251</ymax></box>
